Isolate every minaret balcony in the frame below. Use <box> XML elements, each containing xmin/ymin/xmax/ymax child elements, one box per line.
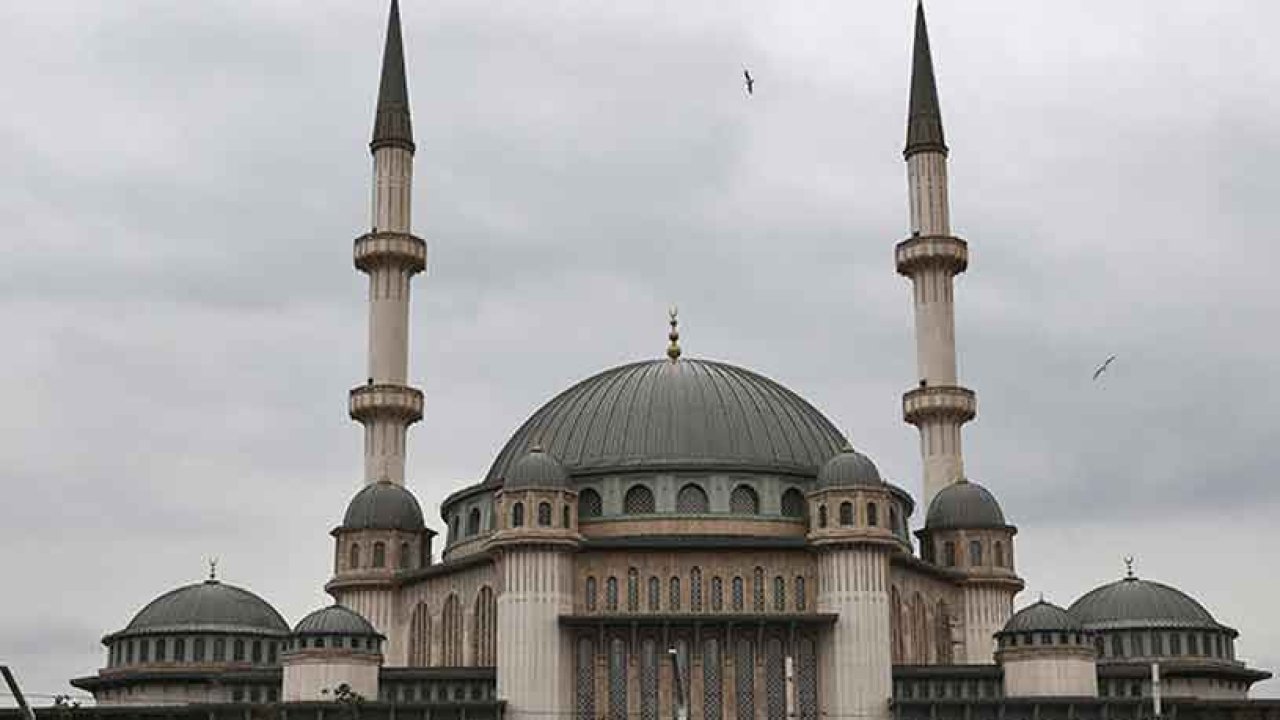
<box><xmin>903</xmin><ymin>385</ymin><xmax>976</xmax><ymax>425</ymax></box>
<box><xmin>895</xmin><ymin>234</ymin><xmax>968</xmax><ymax>276</ymax></box>
<box><xmin>349</xmin><ymin>383</ymin><xmax>424</xmax><ymax>423</ymax></box>
<box><xmin>354</xmin><ymin>231</ymin><xmax>427</xmax><ymax>273</ymax></box>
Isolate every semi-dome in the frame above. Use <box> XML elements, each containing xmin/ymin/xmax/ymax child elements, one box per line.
<box><xmin>486</xmin><ymin>358</ymin><xmax>848</xmax><ymax>482</ymax></box>
<box><xmin>118</xmin><ymin>579</ymin><xmax>288</xmax><ymax>637</ymax></box>
<box><xmin>1068</xmin><ymin>575</ymin><xmax>1222</xmax><ymax>631</ymax></box>
<box><xmin>1001</xmin><ymin>600</ymin><xmax>1082</xmax><ymax>634</ymax></box>
<box><xmin>504</xmin><ymin>446</ymin><xmax>569</xmax><ymax>489</ymax></box>
<box><xmin>925</xmin><ymin>479</ymin><xmax>1006</xmax><ymax>529</ymax></box>
<box><xmin>342</xmin><ymin>480</ymin><xmax>425</xmax><ymax>532</ymax></box>
<box><xmin>293</xmin><ymin>605</ymin><xmax>381</xmax><ymax>637</ymax></box>
<box><xmin>817</xmin><ymin>447</ymin><xmax>883</xmax><ymax>488</ymax></box>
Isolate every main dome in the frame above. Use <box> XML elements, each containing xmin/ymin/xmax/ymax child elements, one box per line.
<box><xmin>1068</xmin><ymin>576</ymin><xmax>1221</xmax><ymax>631</ymax></box>
<box><xmin>485</xmin><ymin>358</ymin><xmax>848</xmax><ymax>482</ymax></box>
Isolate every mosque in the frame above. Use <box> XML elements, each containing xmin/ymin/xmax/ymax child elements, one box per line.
<box><xmin>61</xmin><ymin>2</ymin><xmax>1278</xmax><ymax>720</ymax></box>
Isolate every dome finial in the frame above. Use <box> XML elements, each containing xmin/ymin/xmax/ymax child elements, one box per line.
<box><xmin>1124</xmin><ymin>555</ymin><xmax>1136</xmax><ymax>579</ymax></box>
<box><xmin>667</xmin><ymin>306</ymin><xmax>682</xmax><ymax>361</ymax></box>
<box><xmin>207</xmin><ymin>556</ymin><xmax>219</xmax><ymax>582</ymax></box>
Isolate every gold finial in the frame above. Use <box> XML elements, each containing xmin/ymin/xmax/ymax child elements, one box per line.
<box><xmin>1124</xmin><ymin>556</ymin><xmax>1135</xmax><ymax>579</ymax></box>
<box><xmin>208</xmin><ymin>557</ymin><xmax>219</xmax><ymax>582</ymax></box>
<box><xmin>666</xmin><ymin>306</ymin><xmax>682</xmax><ymax>361</ymax></box>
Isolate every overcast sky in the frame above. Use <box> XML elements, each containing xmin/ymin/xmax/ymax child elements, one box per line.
<box><xmin>2</xmin><ymin>0</ymin><xmax>1277</xmax><ymax>704</ymax></box>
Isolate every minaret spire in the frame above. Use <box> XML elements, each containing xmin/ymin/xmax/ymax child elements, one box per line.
<box><xmin>896</xmin><ymin>1</ymin><xmax>976</xmax><ymax>509</ymax></box>
<box><xmin>349</xmin><ymin>0</ymin><xmax>427</xmax><ymax>486</ymax></box>
<box><xmin>905</xmin><ymin>1</ymin><xmax>946</xmax><ymax>158</ymax></box>
<box><xmin>372</xmin><ymin>0</ymin><xmax>413</xmax><ymax>152</ymax></box>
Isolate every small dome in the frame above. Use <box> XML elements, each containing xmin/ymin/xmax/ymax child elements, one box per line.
<box><xmin>121</xmin><ymin>579</ymin><xmax>288</xmax><ymax>636</ymax></box>
<box><xmin>1068</xmin><ymin>575</ymin><xmax>1222</xmax><ymax>631</ymax></box>
<box><xmin>293</xmin><ymin>605</ymin><xmax>381</xmax><ymax>637</ymax></box>
<box><xmin>504</xmin><ymin>446</ymin><xmax>569</xmax><ymax>489</ymax></box>
<box><xmin>925</xmin><ymin>480</ymin><xmax>1006</xmax><ymax>529</ymax></box>
<box><xmin>1001</xmin><ymin>600</ymin><xmax>1082</xmax><ymax>635</ymax></box>
<box><xmin>342</xmin><ymin>480</ymin><xmax>425</xmax><ymax>532</ymax></box>
<box><xmin>816</xmin><ymin>447</ymin><xmax>883</xmax><ymax>488</ymax></box>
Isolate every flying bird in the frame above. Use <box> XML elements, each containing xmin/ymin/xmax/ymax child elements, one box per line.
<box><xmin>1092</xmin><ymin>354</ymin><xmax>1117</xmax><ymax>381</ymax></box>
<box><xmin>743</xmin><ymin>68</ymin><xmax>755</xmax><ymax>96</ymax></box>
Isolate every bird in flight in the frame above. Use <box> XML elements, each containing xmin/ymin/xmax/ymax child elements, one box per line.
<box><xmin>743</xmin><ymin>68</ymin><xmax>755</xmax><ymax>96</ymax></box>
<box><xmin>1092</xmin><ymin>354</ymin><xmax>1117</xmax><ymax>381</ymax></box>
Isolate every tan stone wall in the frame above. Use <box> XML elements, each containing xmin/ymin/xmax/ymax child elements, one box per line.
<box><xmin>282</xmin><ymin>653</ymin><xmax>381</xmax><ymax>701</ymax></box>
<box><xmin>889</xmin><ymin>564</ymin><xmax>964</xmax><ymax>665</ymax></box>
<box><xmin>392</xmin><ymin>559</ymin><xmax>497</xmax><ymax>668</ymax></box>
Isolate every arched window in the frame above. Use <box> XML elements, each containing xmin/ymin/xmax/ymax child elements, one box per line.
<box><xmin>441</xmin><ymin>594</ymin><xmax>463</xmax><ymax>666</ymax></box>
<box><xmin>691</xmin><ymin>567</ymin><xmax>703</xmax><ymax>612</ymax></box>
<box><xmin>473</xmin><ymin>587</ymin><xmax>496</xmax><ymax>666</ymax></box>
<box><xmin>867</xmin><ymin>502</ymin><xmax>879</xmax><ymax>526</ymax></box>
<box><xmin>627</xmin><ymin>568</ymin><xmax>640</xmax><ymax>612</ymax></box>
<box><xmin>648</xmin><ymin>576</ymin><xmax>660</xmax><ymax>612</ymax></box>
<box><xmin>233</xmin><ymin>638</ymin><xmax>244</xmax><ymax>662</ymax></box>
<box><xmin>711</xmin><ymin>577</ymin><xmax>724</xmax><ymax>611</ymax></box>
<box><xmin>373</xmin><ymin>541</ymin><xmax>386</xmax><ymax>568</ymax></box>
<box><xmin>753</xmin><ymin>567</ymin><xmax>765</xmax><ymax>612</ymax></box>
<box><xmin>562</xmin><ymin>505</ymin><xmax>571</xmax><ymax>528</ymax></box>
<box><xmin>467</xmin><ymin>508</ymin><xmax>481</xmax><ymax>536</ymax></box>
<box><xmin>194</xmin><ymin>637</ymin><xmax>206</xmax><ymax>662</ymax></box>
<box><xmin>781</xmin><ymin>489</ymin><xmax>806</xmax><ymax>518</ymax></box>
<box><xmin>606</xmin><ymin>577</ymin><xmax>619</xmax><ymax>611</ymax></box>
<box><xmin>624</xmin><ymin>485</ymin><xmax>655</xmax><ymax>514</ymax></box>
<box><xmin>839</xmin><ymin>501</ymin><xmax>854</xmax><ymax>526</ymax></box>
<box><xmin>943</xmin><ymin>541</ymin><xmax>956</xmax><ymax>567</ymax></box>
<box><xmin>669</xmin><ymin>577</ymin><xmax>682</xmax><ymax>611</ymax></box>
<box><xmin>449</xmin><ymin>514</ymin><xmax>459</xmax><ymax>541</ymax></box>
<box><xmin>969</xmin><ymin>540</ymin><xmax>983</xmax><ymax>567</ymax></box>
<box><xmin>994</xmin><ymin>541</ymin><xmax>1005</xmax><ymax>567</ymax></box>
<box><xmin>818</xmin><ymin>504</ymin><xmax>828</xmax><ymax>528</ymax></box>
<box><xmin>399</xmin><ymin>542</ymin><xmax>411</xmax><ymax>569</ymax></box>
<box><xmin>890</xmin><ymin>506</ymin><xmax>900</xmax><ymax>535</ymax></box>
<box><xmin>731</xmin><ymin>577</ymin><xmax>744</xmax><ymax>611</ymax></box>
<box><xmin>537</xmin><ymin>501</ymin><xmax>552</xmax><ymax>526</ymax></box>
<box><xmin>676</xmin><ymin>484</ymin><xmax>710</xmax><ymax>514</ymax></box>
<box><xmin>586</xmin><ymin>577</ymin><xmax>598</xmax><ymax>612</ymax></box>
<box><xmin>773</xmin><ymin>576</ymin><xmax>786</xmax><ymax>611</ymax></box>
<box><xmin>730</xmin><ymin>485</ymin><xmax>760</xmax><ymax>514</ymax></box>
<box><xmin>349</xmin><ymin>543</ymin><xmax>360</xmax><ymax>570</ymax></box>
<box><xmin>154</xmin><ymin>638</ymin><xmax>166</xmax><ymax>662</ymax></box>
<box><xmin>511</xmin><ymin>501</ymin><xmax>525</xmax><ymax>528</ymax></box>
<box><xmin>578</xmin><ymin>489</ymin><xmax>602</xmax><ymax>518</ymax></box>
<box><xmin>409</xmin><ymin>602</ymin><xmax>431</xmax><ymax>666</ymax></box>
<box><xmin>922</xmin><ymin>536</ymin><xmax>935</xmax><ymax>563</ymax></box>
<box><xmin>795</xmin><ymin>576</ymin><xmax>807</xmax><ymax>611</ymax></box>
<box><xmin>576</xmin><ymin>637</ymin><xmax>596</xmax><ymax>720</ymax></box>
<box><xmin>174</xmin><ymin>637</ymin><xmax>186</xmax><ymax>662</ymax></box>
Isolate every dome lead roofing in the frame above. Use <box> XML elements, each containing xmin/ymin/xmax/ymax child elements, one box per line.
<box><xmin>342</xmin><ymin>480</ymin><xmax>426</xmax><ymax>532</ymax></box>
<box><xmin>924</xmin><ymin>479</ymin><xmax>1006</xmax><ymax>529</ymax></box>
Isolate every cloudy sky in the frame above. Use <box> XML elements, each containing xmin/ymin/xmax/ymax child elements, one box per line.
<box><xmin>2</xmin><ymin>0</ymin><xmax>1277</xmax><ymax>704</ymax></box>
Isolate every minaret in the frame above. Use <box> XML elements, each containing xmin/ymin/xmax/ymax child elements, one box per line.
<box><xmin>896</xmin><ymin>1</ymin><xmax>976</xmax><ymax>510</ymax></box>
<box><xmin>350</xmin><ymin>0</ymin><xmax>427</xmax><ymax>486</ymax></box>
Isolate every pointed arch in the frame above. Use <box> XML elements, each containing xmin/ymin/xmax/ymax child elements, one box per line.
<box><xmin>890</xmin><ymin>586</ymin><xmax>904</xmax><ymax>664</ymax></box>
<box><xmin>472</xmin><ymin>586</ymin><xmax>496</xmax><ymax>666</ymax></box>
<box><xmin>441</xmin><ymin>593</ymin><xmax>463</xmax><ymax>666</ymax></box>
<box><xmin>409</xmin><ymin>601</ymin><xmax>432</xmax><ymax>666</ymax></box>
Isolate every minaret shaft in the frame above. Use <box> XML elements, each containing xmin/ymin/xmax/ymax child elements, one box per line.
<box><xmin>350</xmin><ymin>0</ymin><xmax>425</xmax><ymax>487</ymax></box>
<box><xmin>898</xmin><ymin>2</ymin><xmax>974</xmax><ymax>510</ymax></box>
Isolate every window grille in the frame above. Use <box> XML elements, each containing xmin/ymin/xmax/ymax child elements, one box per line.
<box><xmin>669</xmin><ymin>577</ymin><xmax>682</xmax><ymax>611</ymax></box>
<box><xmin>628</xmin><ymin>569</ymin><xmax>640</xmax><ymax>612</ymax></box>
<box><xmin>796</xmin><ymin>576</ymin><xmax>807</xmax><ymax>611</ymax></box>
<box><xmin>711</xmin><ymin>577</ymin><xmax>724</xmax><ymax>612</ymax></box>
<box><xmin>691</xmin><ymin>568</ymin><xmax>703</xmax><ymax>612</ymax></box>
<box><xmin>773</xmin><ymin>576</ymin><xmax>786</xmax><ymax>612</ymax></box>
<box><xmin>624</xmin><ymin>485</ymin><xmax>656</xmax><ymax>514</ymax></box>
<box><xmin>753</xmin><ymin>567</ymin><xmax>765</xmax><ymax>612</ymax></box>
<box><xmin>641</xmin><ymin>638</ymin><xmax>658</xmax><ymax>720</ymax></box>
<box><xmin>606</xmin><ymin>577</ymin><xmax>619</xmax><ymax>612</ymax></box>
<box><xmin>537</xmin><ymin>502</ymin><xmax>552</xmax><ymax>526</ymax></box>
<box><xmin>576</xmin><ymin>637</ymin><xmax>596</xmax><ymax>720</ymax></box>
<box><xmin>677</xmin><ymin>484</ymin><xmax>710</xmax><ymax>513</ymax></box>
<box><xmin>608</xmin><ymin>638</ymin><xmax>628</xmax><ymax>720</ymax></box>
<box><xmin>648</xmin><ymin>577</ymin><xmax>661</xmax><ymax>612</ymax></box>
<box><xmin>781</xmin><ymin>489</ymin><xmax>806</xmax><ymax>518</ymax></box>
<box><xmin>703</xmin><ymin>638</ymin><xmax>722</xmax><ymax>720</ymax></box>
<box><xmin>732</xmin><ymin>577</ymin><xmax>744</xmax><ymax>611</ymax></box>
<box><xmin>797</xmin><ymin>635</ymin><xmax>819</xmax><ymax>720</ymax></box>
<box><xmin>586</xmin><ymin>577</ymin><xmax>598</xmax><ymax>612</ymax></box>
<box><xmin>511</xmin><ymin>502</ymin><xmax>524</xmax><ymax>527</ymax></box>
<box><xmin>765</xmin><ymin>637</ymin><xmax>786</xmax><ymax>720</ymax></box>
<box><xmin>969</xmin><ymin>540</ymin><xmax>983</xmax><ymax>566</ymax></box>
<box><xmin>734</xmin><ymin>637</ymin><xmax>755</xmax><ymax>720</ymax></box>
<box><xmin>579</xmin><ymin>489</ymin><xmax>602</xmax><ymax>518</ymax></box>
<box><xmin>730</xmin><ymin>485</ymin><xmax>759</xmax><ymax>514</ymax></box>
